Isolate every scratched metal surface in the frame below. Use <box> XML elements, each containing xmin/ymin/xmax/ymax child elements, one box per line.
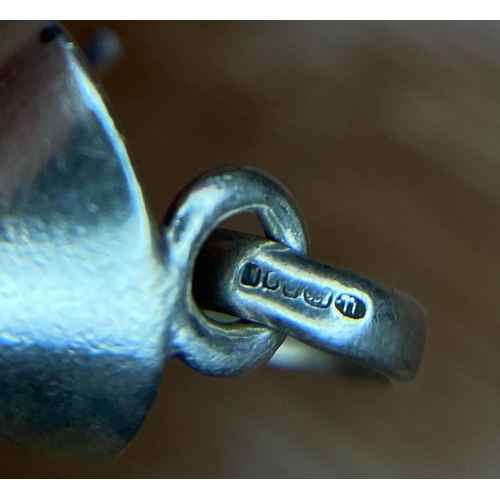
<box><xmin>1</xmin><ymin>20</ymin><xmax>499</xmax><ymax>478</ymax></box>
<box><xmin>0</xmin><ymin>21</ymin><xmax>168</xmax><ymax>459</ymax></box>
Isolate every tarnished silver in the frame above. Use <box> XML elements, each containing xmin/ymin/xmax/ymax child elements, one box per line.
<box><xmin>161</xmin><ymin>167</ymin><xmax>308</xmax><ymax>377</ymax></box>
<box><xmin>0</xmin><ymin>21</ymin><xmax>427</xmax><ymax>459</ymax></box>
<box><xmin>0</xmin><ymin>22</ymin><xmax>310</xmax><ymax>458</ymax></box>
<box><xmin>194</xmin><ymin>230</ymin><xmax>427</xmax><ymax>380</ymax></box>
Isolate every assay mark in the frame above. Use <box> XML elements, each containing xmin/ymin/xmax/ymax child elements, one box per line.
<box><xmin>239</xmin><ymin>262</ymin><xmax>366</xmax><ymax>319</ymax></box>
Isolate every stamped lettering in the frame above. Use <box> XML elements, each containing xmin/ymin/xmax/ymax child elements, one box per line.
<box><xmin>282</xmin><ymin>283</ymin><xmax>302</xmax><ymax>298</ymax></box>
<box><xmin>334</xmin><ymin>293</ymin><xmax>366</xmax><ymax>319</ymax></box>
<box><xmin>239</xmin><ymin>261</ymin><xmax>367</xmax><ymax>319</ymax></box>
<box><xmin>303</xmin><ymin>287</ymin><xmax>333</xmax><ymax>309</ymax></box>
<box><xmin>263</xmin><ymin>271</ymin><xmax>279</xmax><ymax>290</ymax></box>
<box><xmin>240</xmin><ymin>262</ymin><xmax>262</xmax><ymax>287</ymax></box>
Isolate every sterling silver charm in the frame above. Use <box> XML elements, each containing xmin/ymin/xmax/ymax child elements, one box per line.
<box><xmin>0</xmin><ymin>22</ymin><xmax>427</xmax><ymax>458</ymax></box>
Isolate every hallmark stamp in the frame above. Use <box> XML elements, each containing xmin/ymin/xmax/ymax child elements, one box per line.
<box><xmin>303</xmin><ymin>286</ymin><xmax>333</xmax><ymax>309</ymax></box>
<box><xmin>263</xmin><ymin>271</ymin><xmax>279</xmax><ymax>290</ymax></box>
<box><xmin>239</xmin><ymin>262</ymin><xmax>366</xmax><ymax>319</ymax></box>
<box><xmin>334</xmin><ymin>293</ymin><xmax>366</xmax><ymax>319</ymax></box>
<box><xmin>240</xmin><ymin>262</ymin><xmax>261</xmax><ymax>287</ymax></box>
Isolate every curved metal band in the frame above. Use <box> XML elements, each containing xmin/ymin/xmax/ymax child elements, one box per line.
<box><xmin>194</xmin><ymin>230</ymin><xmax>427</xmax><ymax>380</ymax></box>
<box><xmin>162</xmin><ymin>166</ymin><xmax>309</xmax><ymax>377</ymax></box>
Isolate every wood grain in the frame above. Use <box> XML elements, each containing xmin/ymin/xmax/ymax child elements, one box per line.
<box><xmin>1</xmin><ymin>21</ymin><xmax>499</xmax><ymax>478</ymax></box>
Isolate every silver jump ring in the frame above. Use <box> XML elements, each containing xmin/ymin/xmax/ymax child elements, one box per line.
<box><xmin>162</xmin><ymin>166</ymin><xmax>309</xmax><ymax>377</ymax></box>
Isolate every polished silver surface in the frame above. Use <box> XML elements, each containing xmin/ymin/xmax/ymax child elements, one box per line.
<box><xmin>162</xmin><ymin>167</ymin><xmax>308</xmax><ymax>377</ymax></box>
<box><xmin>0</xmin><ymin>21</ymin><xmax>168</xmax><ymax>458</ymax></box>
<box><xmin>194</xmin><ymin>229</ymin><xmax>427</xmax><ymax>380</ymax></box>
<box><xmin>0</xmin><ymin>22</ymin><xmax>309</xmax><ymax>458</ymax></box>
<box><xmin>0</xmin><ymin>21</ymin><xmax>427</xmax><ymax>459</ymax></box>
<box><xmin>267</xmin><ymin>337</ymin><xmax>385</xmax><ymax>378</ymax></box>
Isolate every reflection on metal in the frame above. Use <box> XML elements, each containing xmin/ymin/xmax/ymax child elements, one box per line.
<box><xmin>0</xmin><ymin>22</ymin><xmax>427</xmax><ymax>459</ymax></box>
<box><xmin>0</xmin><ymin>21</ymin><xmax>169</xmax><ymax>458</ymax></box>
<box><xmin>161</xmin><ymin>166</ymin><xmax>308</xmax><ymax>378</ymax></box>
<box><xmin>194</xmin><ymin>229</ymin><xmax>426</xmax><ymax>381</ymax></box>
<box><xmin>267</xmin><ymin>337</ymin><xmax>386</xmax><ymax>379</ymax></box>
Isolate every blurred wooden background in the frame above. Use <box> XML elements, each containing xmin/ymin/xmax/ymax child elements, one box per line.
<box><xmin>1</xmin><ymin>21</ymin><xmax>499</xmax><ymax>478</ymax></box>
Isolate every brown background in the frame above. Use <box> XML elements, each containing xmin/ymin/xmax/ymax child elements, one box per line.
<box><xmin>1</xmin><ymin>21</ymin><xmax>499</xmax><ymax>478</ymax></box>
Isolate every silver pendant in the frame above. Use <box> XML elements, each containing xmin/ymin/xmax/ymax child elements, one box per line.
<box><xmin>0</xmin><ymin>22</ymin><xmax>427</xmax><ymax>458</ymax></box>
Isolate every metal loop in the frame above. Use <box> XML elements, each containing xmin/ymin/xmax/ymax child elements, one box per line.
<box><xmin>194</xmin><ymin>229</ymin><xmax>428</xmax><ymax>381</ymax></box>
<box><xmin>162</xmin><ymin>166</ymin><xmax>309</xmax><ymax>376</ymax></box>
